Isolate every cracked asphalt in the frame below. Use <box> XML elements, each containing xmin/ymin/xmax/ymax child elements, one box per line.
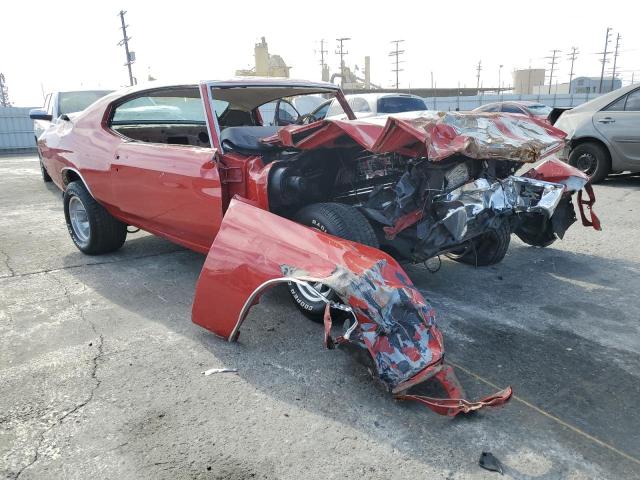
<box><xmin>1</xmin><ymin>154</ymin><xmax>639</xmax><ymax>479</ymax></box>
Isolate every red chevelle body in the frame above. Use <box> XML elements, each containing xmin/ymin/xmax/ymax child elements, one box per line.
<box><xmin>38</xmin><ymin>78</ymin><xmax>601</xmax><ymax>416</ymax></box>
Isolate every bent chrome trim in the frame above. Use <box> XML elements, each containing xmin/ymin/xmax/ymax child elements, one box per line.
<box><xmin>61</xmin><ymin>167</ymin><xmax>95</xmax><ymax>197</ymax></box>
<box><xmin>229</xmin><ymin>277</ymin><xmax>354</xmax><ymax>342</ymax></box>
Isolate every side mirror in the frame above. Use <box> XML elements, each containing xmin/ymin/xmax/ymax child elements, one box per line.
<box><xmin>29</xmin><ymin>108</ymin><xmax>53</xmax><ymax>121</ymax></box>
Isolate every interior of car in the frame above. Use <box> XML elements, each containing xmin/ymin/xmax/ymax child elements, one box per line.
<box><xmin>108</xmin><ymin>85</ymin><xmax>339</xmax><ymax>151</ymax></box>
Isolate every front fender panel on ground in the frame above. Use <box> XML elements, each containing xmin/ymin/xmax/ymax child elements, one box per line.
<box><xmin>191</xmin><ymin>198</ymin><xmax>512</xmax><ymax>416</ymax></box>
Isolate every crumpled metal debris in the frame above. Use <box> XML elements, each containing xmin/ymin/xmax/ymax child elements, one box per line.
<box><xmin>263</xmin><ymin>111</ymin><xmax>566</xmax><ymax>162</ymax></box>
<box><xmin>439</xmin><ymin>176</ymin><xmax>564</xmax><ymax>241</ymax></box>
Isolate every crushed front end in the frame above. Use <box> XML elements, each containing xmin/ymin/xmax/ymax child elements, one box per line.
<box><xmin>263</xmin><ymin>112</ymin><xmax>601</xmax><ymax>265</ymax></box>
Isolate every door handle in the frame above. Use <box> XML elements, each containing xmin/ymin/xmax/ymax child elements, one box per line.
<box><xmin>597</xmin><ymin>117</ymin><xmax>615</xmax><ymax>124</ymax></box>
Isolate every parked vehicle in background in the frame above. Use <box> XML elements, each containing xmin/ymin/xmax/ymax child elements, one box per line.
<box><xmin>473</xmin><ymin>101</ymin><xmax>552</xmax><ymax>121</ymax></box>
<box><xmin>30</xmin><ymin>89</ymin><xmax>113</xmax><ymax>181</ymax></box>
<box><xmin>554</xmin><ymin>84</ymin><xmax>640</xmax><ymax>183</ymax></box>
<box><xmin>318</xmin><ymin>93</ymin><xmax>428</xmax><ymax>120</ymax></box>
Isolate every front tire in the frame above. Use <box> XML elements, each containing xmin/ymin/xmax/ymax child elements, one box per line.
<box><xmin>288</xmin><ymin>203</ymin><xmax>378</xmax><ymax>322</ymax></box>
<box><xmin>64</xmin><ymin>181</ymin><xmax>127</xmax><ymax>255</ymax></box>
<box><xmin>568</xmin><ymin>142</ymin><xmax>610</xmax><ymax>184</ymax></box>
<box><xmin>446</xmin><ymin>221</ymin><xmax>511</xmax><ymax>266</ymax></box>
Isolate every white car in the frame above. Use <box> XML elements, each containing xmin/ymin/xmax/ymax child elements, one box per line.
<box><xmin>324</xmin><ymin>93</ymin><xmax>428</xmax><ymax>120</ymax></box>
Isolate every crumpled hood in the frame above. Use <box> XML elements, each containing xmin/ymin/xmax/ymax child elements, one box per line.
<box><xmin>262</xmin><ymin>111</ymin><xmax>566</xmax><ymax>162</ymax></box>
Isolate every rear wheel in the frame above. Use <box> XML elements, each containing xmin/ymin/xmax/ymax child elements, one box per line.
<box><xmin>446</xmin><ymin>221</ymin><xmax>511</xmax><ymax>266</ymax></box>
<box><xmin>288</xmin><ymin>202</ymin><xmax>378</xmax><ymax>322</ymax></box>
<box><xmin>568</xmin><ymin>142</ymin><xmax>610</xmax><ymax>184</ymax></box>
<box><xmin>64</xmin><ymin>181</ymin><xmax>127</xmax><ymax>255</ymax></box>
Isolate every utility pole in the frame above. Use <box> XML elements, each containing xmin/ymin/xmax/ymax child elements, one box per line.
<box><xmin>0</xmin><ymin>73</ymin><xmax>10</xmax><ymax>107</ymax></box>
<box><xmin>546</xmin><ymin>49</ymin><xmax>560</xmax><ymax>94</ymax></box>
<box><xmin>430</xmin><ymin>71</ymin><xmax>434</xmax><ymax>90</ymax></box>
<box><xmin>318</xmin><ymin>39</ymin><xmax>328</xmax><ymax>80</ymax></box>
<box><xmin>498</xmin><ymin>64</ymin><xmax>503</xmax><ymax>93</ymax></box>
<box><xmin>611</xmin><ymin>33</ymin><xmax>621</xmax><ymax>92</ymax></box>
<box><xmin>598</xmin><ymin>27</ymin><xmax>612</xmax><ymax>94</ymax></box>
<box><xmin>389</xmin><ymin>40</ymin><xmax>405</xmax><ymax>90</ymax></box>
<box><xmin>475</xmin><ymin>60</ymin><xmax>482</xmax><ymax>91</ymax></box>
<box><xmin>118</xmin><ymin>10</ymin><xmax>136</xmax><ymax>86</ymax></box>
<box><xmin>335</xmin><ymin>37</ymin><xmax>350</xmax><ymax>88</ymax></box>
<box><xmin>567</xmin><ymin>47</ymin><xmax>579</xmax><ymax>91</ymax></box>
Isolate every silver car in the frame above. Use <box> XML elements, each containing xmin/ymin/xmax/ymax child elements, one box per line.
<box><xmin>555</xmin><ymin>84</ymin><xmax>640</xmax><ymax>183</ymax></box>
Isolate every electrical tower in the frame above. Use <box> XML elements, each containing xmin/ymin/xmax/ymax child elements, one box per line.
<box><xmin>389</xmin><ymin>40</ymin><xmax>405</xmax><ymax>90</ymax></box>
<box><xmin>0</xmin><ymin>73</ymin><xmax>10</xmax><ymax>107</ymax></box>
<box><xmin>475</xmin><ymin>60</ymin><xmax>482</xmax><ymax>91</ymax></box>
<box><xmin>118</xmin><ymin>10</ymin><xmax>136</xmax><ymax>86</ymax></box>
<box><xmin>546</xmin><ymin>49</ymin><xmax>561</xmax><ymax>94</ymax></box>
<box><xmin>567</xmin><ymin>47</ymin><xmax>579</xmax><ymax>89</ymax></box>
<box><xmin>318</xmin><ymin>39</ymin><xmax>328</xmax><ymax>81</ymax></box>
<box><xmin>597</xmin><ymin>27</ymin><xmax>612</xmax><ymax>93</ymax></box>
<box><xmin>335</xmin><ymin>38</ymin><xmax>350</xmax><ymax>88</ymax></box>
<box><xmin>610</xmin><ymin>33</ymin><xmax>621</xmax><ymax>92</ymax></box>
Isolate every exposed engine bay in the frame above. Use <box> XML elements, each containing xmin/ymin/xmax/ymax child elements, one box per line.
<box><xmin>268</xmin><ymin>148</ymin><xmax>581</xmax><ymax>263</ymax></box>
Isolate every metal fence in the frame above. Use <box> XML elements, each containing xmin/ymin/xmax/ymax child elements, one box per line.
<box><xmin>0</xmin><ymin>107</ymin><xmax>37</xmax><ymax>153</ymax></box>
<box><xmin>423</xmin><ymin>92</ymin><xmax>601</xmax><ymax>112</ymax></box>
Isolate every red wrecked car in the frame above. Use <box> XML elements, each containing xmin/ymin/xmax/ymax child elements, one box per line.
<box><xmin>38</xmin><ymin>78</ymin><xmax>600</xmax><ymax>416</ymax></box>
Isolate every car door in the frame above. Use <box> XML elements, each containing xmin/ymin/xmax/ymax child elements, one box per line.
<box><xmin>593</xmin><ymin>88</ymin><xmax>640</xmax><ymax>165</ymax></box>
<box><xmin>108</xmin><ymin>88</ymin><xmax>223</xmax><ymax>252</ymax></box>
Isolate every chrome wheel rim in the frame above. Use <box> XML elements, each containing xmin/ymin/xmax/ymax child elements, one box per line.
<box><xmin>69</xmin><ymin>196</ymin><xmax>90</xmax><ymax>246</ymax></box>
<box><xmin>576</xmin><ymin>153</ymin><xmax>597</xmax><ymax>176</ymax></box>
<box><xmin>296</xmin><ymin>281</ymin><xmax>332</xmax><ymax>303</ymax></box>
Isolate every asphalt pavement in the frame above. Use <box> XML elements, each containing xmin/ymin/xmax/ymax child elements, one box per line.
<box><xmin>1</xmin><ymin>154</ymin><xmax>639</xmax><ymax>479</ymax></box>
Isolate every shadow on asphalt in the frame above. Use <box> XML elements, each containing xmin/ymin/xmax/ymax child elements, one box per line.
<box><xmin>61</xmin><ymin>228</ymin><xmax>640</xmax><ymax>478</ymax></box>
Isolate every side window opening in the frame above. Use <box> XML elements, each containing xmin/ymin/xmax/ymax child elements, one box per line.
<box><xmin>109</xmin><ymin>88</ymin><xmax>210</xmax><ymax>147</ymax></box>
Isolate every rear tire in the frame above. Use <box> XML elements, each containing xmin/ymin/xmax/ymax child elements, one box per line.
<box><xmin>64</xmin><ymin>181</ymin><xmax>127</xmax><ymax>255</ymax></box>
<box><xmin>288</xmin><ymin>203</ymin><xmax>378</xmax><ymax>322</ymax></box>
<box><xmin>446</xmin><ymin>221</ymin><xmax>511</xmax><ymax>266</ymax></box>
<box><xmin>568</xmin><ymin>142</ymin><xmax>610</xmax><ymax>184</ymax></box>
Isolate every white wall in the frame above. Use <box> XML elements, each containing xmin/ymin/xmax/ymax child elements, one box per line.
<box><xmin>424</xmin><ymin>92</ymin><xmax>602</xmax><ymax>112</ymax></box>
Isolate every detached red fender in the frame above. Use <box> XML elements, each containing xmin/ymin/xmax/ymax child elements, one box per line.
<box><xmin>523</xmin><ymin>158</ymin><xmax>601</xmax><ymax>230</ymax></box>
<box><xmin>191</xmin><ymin>198</ymin><xmax>512</xmax><ymax>416</ymax></box>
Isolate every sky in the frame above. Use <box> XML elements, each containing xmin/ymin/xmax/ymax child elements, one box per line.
<box><xmin>2</xmin><ymin>0</ymin><xmax>639</xmax><ymax>106</ymax></box>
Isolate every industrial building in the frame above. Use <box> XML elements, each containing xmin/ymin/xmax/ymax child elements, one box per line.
<box><xmin>235</xmin><ymin>37</ymin><xmax>291</xmax><ymax>78</ymax></box>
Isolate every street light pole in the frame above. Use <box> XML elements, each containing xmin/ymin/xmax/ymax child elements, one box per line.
<box><xmin>498</xmin><ymin>65</ymin><xmax>503</xmax><ymax>94</ymax></box>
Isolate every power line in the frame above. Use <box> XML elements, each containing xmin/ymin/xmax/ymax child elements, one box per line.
<box><xmin>611</xmin><ymin>33</ymin><xmax>621</xmax><ymax>91</ymax></box>
<box><xmin>546</xmin><ymin>49</ymin><xmax>561</xmax><ymax>94</ymax></box>
<box><xmin>335</xmin><ymin>37</ymin><xmax>350</xmax><ymax>88</ymax></box>
<box><xmin>389</xmin><ymin>40</ymin><xmax>405</xmax><ymax>90</ymax></box>
<box><xmin>117</xmin><ymin>10</ymin><xmax>136</xmax><ymax>86</ymax></box>
<box><xmin>597</xmin><ymin>27</ymin><xmax>612</xmax><ymax>93</ymax></box>
<box><xmin>567</xmin><ymin>47</ymin><xmax>579</xmax><ymax>87</ymax></box>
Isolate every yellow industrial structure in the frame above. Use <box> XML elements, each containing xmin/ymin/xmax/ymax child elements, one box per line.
<box><xmin>235</xmin><ymin>37</ymin><xmax>291</xmax><ymax>78</ymax></box>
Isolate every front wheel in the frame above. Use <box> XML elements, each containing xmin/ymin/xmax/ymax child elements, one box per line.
<box><xmin>446</xmin><ymin>221</ymin><xmax>511</xmax><ymax>266</ymax></box>
<box><xmin>568</xmin><ymin>142</ymin><xmax>610</xmax><ymax>184</ymax></box>
<box><xmin>288</xmin><ymin>202</ymin><xmax>379</xmax><ymax>322</ymax></box>
<box><xmin>64</xmin><ymin>181</ymin><xmax>127</xmax><ymax>255</ymax></box>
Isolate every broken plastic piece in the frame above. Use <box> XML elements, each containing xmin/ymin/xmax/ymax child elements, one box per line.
<box><xmin>479</xmin><ymin>451</ymin><xmax>504</xmax><ymax>475</ymax></box>
<box><xmin>202</xmin><ymin>368</ymin><xmax>238</xmax><ymax>375</ymax></box>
